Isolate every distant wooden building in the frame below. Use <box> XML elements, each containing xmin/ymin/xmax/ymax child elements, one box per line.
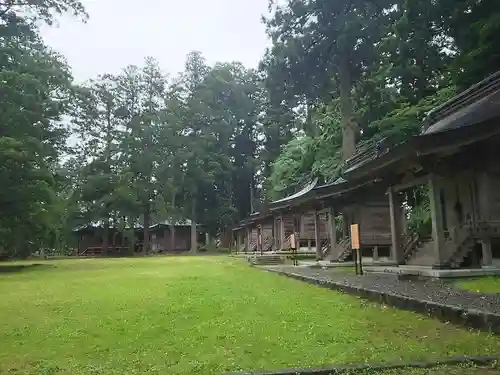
<box><xmin>75</xmin><ymin>220</ymin><xmax>205</xmax><ymax>256</ymax></box>
<box><xmin>310</xmin><ymin>179</ymin><xmax>392</xmax><ymax>262</ymax></box>
<box><xmin>74</xmin><ymin>225</ymin><xmax>143</xmax><ymax>256</ymax></box>
<box><xmin>233</xmin><ymin>177</ymin><xmax>392</xmax><ymax>262</ymax></box>
<box><xmin>149</xmin><ymin>221</ymin><xmax>205</xmax><ymax>253</ymax></box>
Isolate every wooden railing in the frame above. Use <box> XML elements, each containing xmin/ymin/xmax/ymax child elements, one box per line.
<box><xmin>474</xmin><ymin>221</ymin><xmax>500</xmax><ymax>237</ymax></box>
<box><xmin>249</xmin><ymin>239</ymin><xmax>257</xmax><ymax>252</ymax></box>
<box><xmin>262</xmin><ymin>236</ymin><xmax>273</xmax><ymax>252</ymax></box>
<box><xmin>331</xmin><ymin>237</ymin><xmax>352</xmax><ymax>262</ymax></box>
<box><xmin>79</xmin><ymin>247</ymin><xmax>102</xmax><ymax>256</ymax></box>
<box><xmin>447</xmin><ymin>226</ymin><xmax>475</xmax><ymax>268</ymax></box>
<box><xmin>320</xmin><ymin>238</ymin><xmax>331</xmax><ymax>259</ymax></box>
<box><xmin>78</xmin><ymin>245</ymin><xmax>130</xmax><ymax>256</ymax></box>
<box><xmin>282</xmin><ymin>234</ymin><xmax>293</xmax><ymax>250</ymax></box>
<box><xmin>402</xmin><ymin>232</ymin><xmax>421</xmax><ymax>261</ymax></box>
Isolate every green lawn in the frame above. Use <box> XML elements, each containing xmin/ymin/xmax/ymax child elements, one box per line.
<box><xmin>365</xmin><ymin>362</ymin><xmax>500</xmax><ymax>375</ymax></box>
<box><xmin>1</xmin><ymin>257</ymin><xmax>499</xmax><ymax>375</ymax></box>
<box><xmin>454</xmin><ymin>277</ymin><xmax>500</xmax><ymax>294</ymax></box>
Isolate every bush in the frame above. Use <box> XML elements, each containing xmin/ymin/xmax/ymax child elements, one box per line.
<box><xmin>407</xmin><ymin>203</ymin><xmax>432</xmax><ymax>238</ymax></box>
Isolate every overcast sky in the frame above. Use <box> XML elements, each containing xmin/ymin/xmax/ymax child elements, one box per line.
<box><xmin>41</xmin><ymin>0</ymin><xmax>271</xmax><ymax>83</ymax></box>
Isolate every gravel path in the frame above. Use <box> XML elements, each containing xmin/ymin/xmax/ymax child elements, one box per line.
<box><xmin>264</xmin><ymin>265</ymin><xmax>500</xmax><ymax>315</ymax></box>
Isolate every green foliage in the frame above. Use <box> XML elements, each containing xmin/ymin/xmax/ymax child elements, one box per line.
<box><xmin>0</xmin><ymin>138</ymin><xmax>55</xmax><ymax>258</ymax></box>
<box><xmin>311</xmin><ymin>102</ymin><xmax>343</xmax><ymax>182</ymax></box>
<box><xmin>268</xmin><ymin>136</ymin><xmax>317</xmax><ymax>199</ymax></box>
<box><xmin>371</xmin><ymin>86</ymin><xmax>458</xmax><ymax>144</ymax></box>
<box><xmin>0</xmin><ymin>4</ymin><xmax>78</xmax><ymax>257</ymax></box>
<box><xmin>67</xmin><ymin>52</ymin><xmax>266</xmax><ymax>248</ymax></box>
<box><xmin>405</xmin><ymin>186</ymin><xmax>432</xmax><ymax>238</ymax></box>
<box><xmin>407</xmin><ymin>203</ymin><xmax>432</xmax><ymax>239</ymax></box>
<box><xmin>436</xmin><ymin>0</ymin><xmax>500</xmax><ymax>89</ymax></box>
<box><xmin>0</xmin><ymin>0</ymin><xmax>87</xmax><ymax>25</ymax></box>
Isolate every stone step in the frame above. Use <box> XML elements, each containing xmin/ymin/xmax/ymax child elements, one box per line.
<box><xmin>248</xmin><ymin>255</ymin><xmax>286</xmax><ymax>266</ymax></box>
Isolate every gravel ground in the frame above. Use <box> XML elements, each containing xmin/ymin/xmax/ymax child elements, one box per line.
<box><xmin>263</xmin><ymin>265</ymin><xmax>500</xmax><ymax>315</ymax></box>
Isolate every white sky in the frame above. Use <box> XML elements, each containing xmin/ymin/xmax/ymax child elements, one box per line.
<box><xmin>41</xmin><ymin>0</ymin><xmax>271</xmax><ymax>83</ymax></box>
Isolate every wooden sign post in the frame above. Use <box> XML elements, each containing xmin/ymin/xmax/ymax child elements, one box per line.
<box><xmin>350</xmin><ymin>224</ymin><xmax>363</xmax><ymax>275</ymax></box>
<box><xmin>290</xmin><ymin>233</ymin><xmax>297</xmax><ymax>266</ymax></box>
<box><xmin>350</xmin><ymin>224</ymin><xmax>360</xmax><ymax>250</ymax></box>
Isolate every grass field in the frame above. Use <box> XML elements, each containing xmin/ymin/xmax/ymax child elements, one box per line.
<box><xmin>366</xmin><ymin>362</ymin><xmax>500</xmax><ymax>375</ymax></box>
<box><xmin>1</xmin><ymin>257</ymin><xmax>500</xmax><ymax>375</ymax></box>
<box><xmin>454</xmin><ymin>277</ymin><xmax>500</xmax><ymax>294</ymax></box>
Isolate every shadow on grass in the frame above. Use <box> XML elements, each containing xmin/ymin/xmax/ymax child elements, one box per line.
<box><xmin>0</xmin><ymin>263</ymin><xmax>55</xmax><ymax>274</ymax></box>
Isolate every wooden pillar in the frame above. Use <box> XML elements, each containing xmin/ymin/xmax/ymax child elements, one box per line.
<box><xmin>245</xmin><ymin>226</ymin><xmax>251</xmax><ymax>252</ymax></box>
<box><xmin>428</xmin><ymin>174</ymin><xmax>447</xmax><ymax>268</ymax></box>
<box><xmin>314</xmin><ymin>211</ymin><xmax>321</xmax><ymax>259</ymax></box>
<box><xmin>328</xmin><ymin>207</ymin><xmax>337</xmax><ymax>254</ymax></box>
<box><xmin>257</xmin><ymin>225</ymin><xmax>262</xmax><ymax>253</ymax></box>
<box><xmin>388</xmin><ymin>187</ymin><xmax>404</xmax><ymax>265</ymax></box>
<box><xmin>293</xmin><ymin>212</ymin><xmax>301</xmax><ymax>251</ymax></box>
<box><xmin>279</xmin><ymin>215</ymin><xmax>285</xmax><ymax>250</ymax></box>
<box><xmin>343</xmin><ymin>212</ymin><xmax>350</xmax><ymax>239</ymax></box>
<box><xmin>400</xmin><ymin>200</ymin><xmax>407</xmax><ymax>236</ymax></box>
<box><xmin>237</xmin><ymin>230</ymin><xmax>245</xmax><ymax>253</ymax></box>
<box><xmin>274</xmin><ymin>215</ymin><xmax>285</xmax><ymax>250</ymax></box>
<box><xmin>240</xmin><ymin>230</ymin><xmax>244</xmax><ymax>252</ymax></box>
<box><xmin>482</xmin><ymin>240</ymin><xmax>493</xmax><ymax>266</ymax></box>
<box><xmin>478</xmin><ymin>172</ymin><xmax>491</xmax><ymax>222</ymax></box>
<box><xmin>373</xmin><ymin>246</ymin><xmax>379</xmax><ymax>262</ymax></box>
<box><xmin>273</xmin><ymin>218</ymin><xmax>278</xmax><ymax>250</ymax></box>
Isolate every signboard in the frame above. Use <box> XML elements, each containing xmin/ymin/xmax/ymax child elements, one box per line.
<box><xmin>290</xmin><ymin>233</ymin><xmax>296</xmax><ymax>249</ymax></box>
<box><xmin>350</xmin><ymin>224</ymin><xmax>360</xmax><ymax>250</ymax></box>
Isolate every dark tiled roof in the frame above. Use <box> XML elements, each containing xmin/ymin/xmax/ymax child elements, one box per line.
<box><xmin>270</xmin><ymin>178</ymin><xmax>319</xmax><ymax>205</ymax></box>
<box><xmin>423</xmin><ymin>70</ymin><xmax>500</xmax><ymax>133</ymax></box>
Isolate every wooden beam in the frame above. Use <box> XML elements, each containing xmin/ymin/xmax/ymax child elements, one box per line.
<box><xmin>245</xmin><ymin>226</ymin><xmax>251</xmax><ymax>252</ymax></box>
<box><xmin>328</xmin><ymin>206</ymin><xmax>337</xmax><ymax>254</ymax></box>
<box><xmin>280</xmin><ymin>215</ymin><xmax>285</xmax><ymax>250</ymax></box>
<box><xmin>314</xmin><ymin>211</ymin><xmax>321</xmax><ymax>259</ymax></box>
<box><xmin>392</xmin><ymin>174</ymin><xmax>430</xmax><ymax>192</ymax></box>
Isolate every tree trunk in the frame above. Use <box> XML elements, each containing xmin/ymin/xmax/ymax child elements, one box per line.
<box><xmin>190</xmin><ymin>199</ymin><xmax>197</xmax><ymax>253</ymax></box>
<box><xmin>305</xmin><ymin>96</ymin><xmax>316</xmax><ymax>137</ymax></box>
<box><xmin>127</xmin><ymin>225</ymin><xmax>136</xmax><ymax>255</ymax></box>
<box><xmin>143</xmin><ymin>203</ymin><xmax>150</xmax><ymax>253</ymax></box>
<box><xmin>170</xmin><ymin>223</ymin><xmax>176</xmax><ymax>251</ymax></box>
<box><xmin>170</xmin><ymin>194</ymin><xmax>176</xmax><ymax>251</ymax></box>
<box><xmin>249</xmin><ymin>170</ymin><xmax>254</xmax><ymax>214</ymax></box>
<box><xmin>102</xmin><ymin>217</ymin><xmax>109</xmax><ymax>256</ymax></box>
<box><xmin>339</xmin><ymin>53</ymin><xmax>357</xmax><ymax>161</ymax></box>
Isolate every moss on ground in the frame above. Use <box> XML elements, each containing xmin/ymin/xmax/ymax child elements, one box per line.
<box><xmin>454</xmin><ymin>277</ymin><xmax>500</xmax><ymax>294</ymax></box>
